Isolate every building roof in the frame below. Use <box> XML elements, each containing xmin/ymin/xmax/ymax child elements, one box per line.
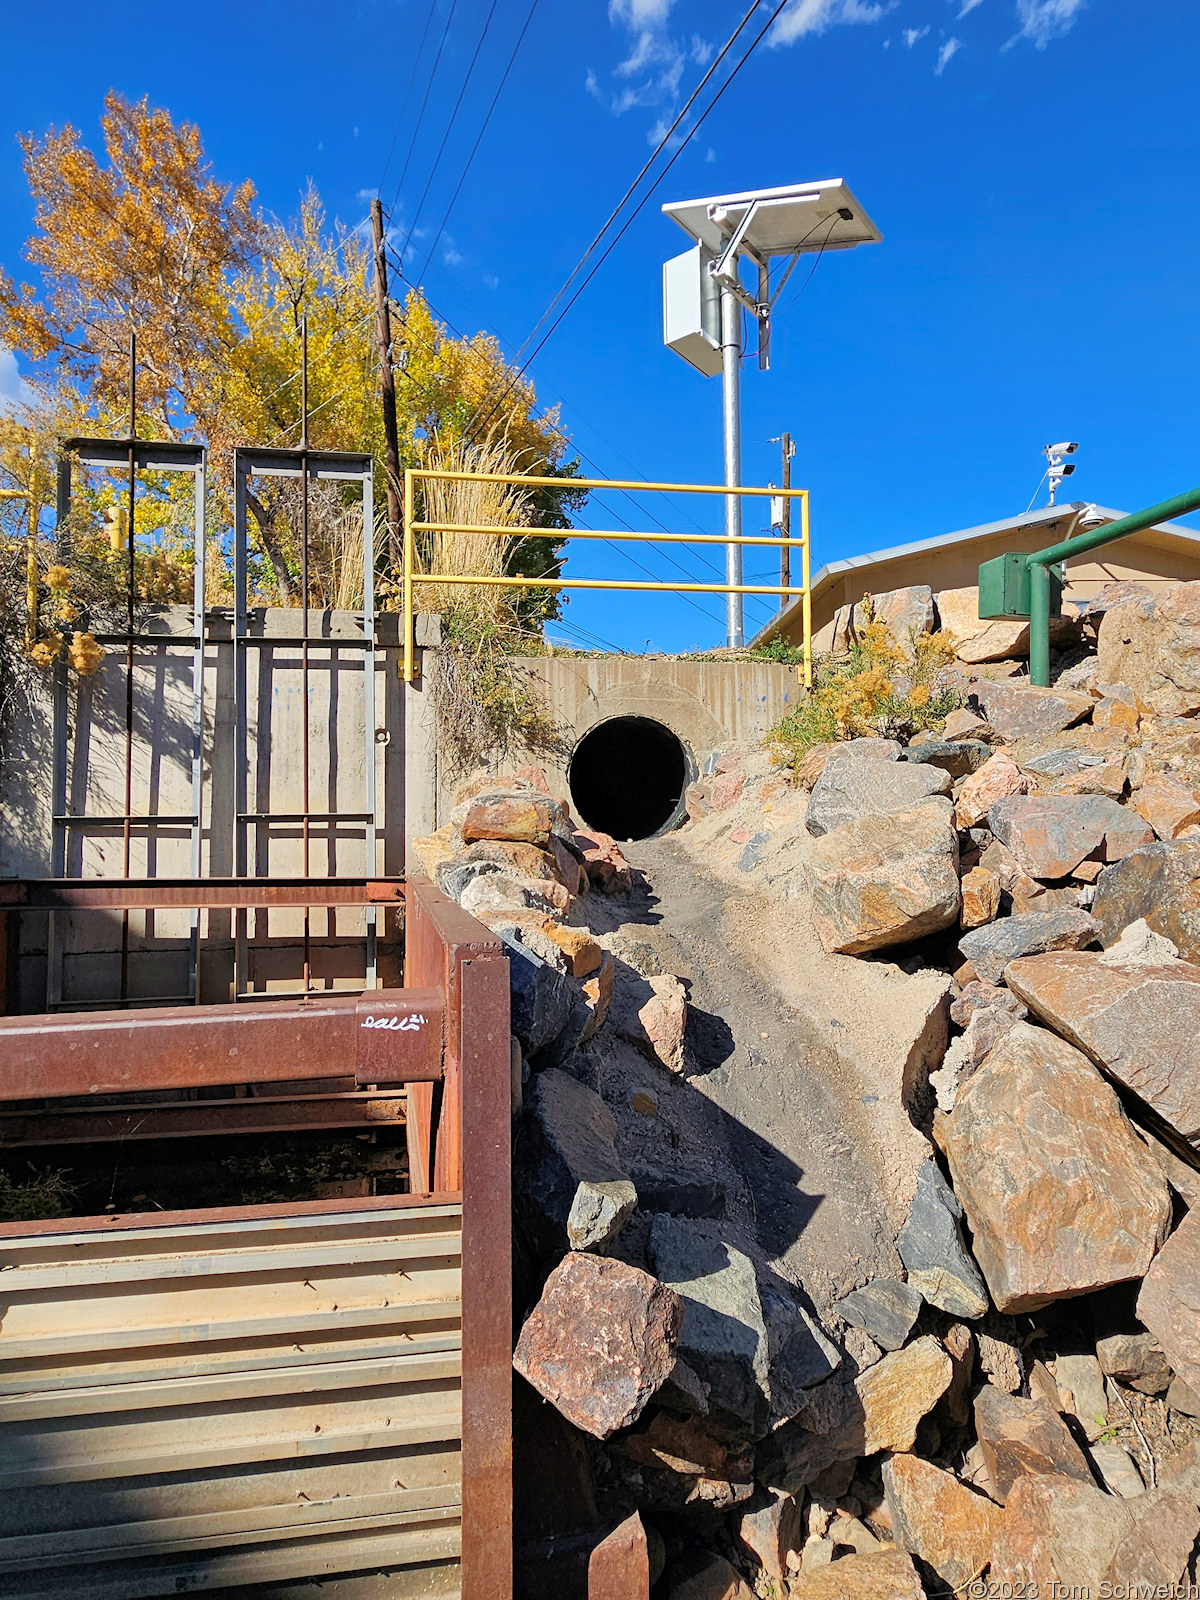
<box><xmin>751</xmin><ymin>501</ymin><xmax>1200</xmax><ymax>646</ymax></box>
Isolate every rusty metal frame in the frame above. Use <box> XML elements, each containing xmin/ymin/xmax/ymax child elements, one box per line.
<box><xmin>233</xmin><ymin>444</ymin><xmax>377</xmax><ymax>1004</ymax></box>
<box><xmin>0</xmin><ymin>879</ymin><xmax>513</xmax><ymax>1599</ymax></box>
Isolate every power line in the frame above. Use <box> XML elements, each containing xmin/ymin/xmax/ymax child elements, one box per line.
<box><xmin>403</xmin><ymin>251</ymin><xmax>777</xmax><ymax>624</ymax></box>
<box><xmin>411</xmin><ymin>0</ymin><xmax>539</xmax><ymax>285</ymax></box>
<box><xmin>389</xmin><ymin>0</ymin><xmax>461</xmax><ymax>216</ymax></box>
<box><xmin>481</xmin><ymin>0</ymin><xmax>764</xmax><ymax>385</ymax></box>
<box><xmin>466</xmin><ymin>0</ymin><xmax>792</xmax><ymax>445</ymax></box>
<box><xmin>378</xmin><ymin>0</ymin><xmax>438</xmax><ymax>196</ymax></box>
<box><xmin>403</xmin><ymin>0</ymin><xmax>503</xmax><ymax>258</ymax></box>
<box><xmin>392</xmin><ymin>255</ymin><xmax>771</xmax><ymax>629</ymax></box>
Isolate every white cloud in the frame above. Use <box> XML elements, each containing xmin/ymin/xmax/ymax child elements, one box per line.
<box><xmin>0</xmin><ymin>348</ymin><xmax>33</xmax><ymax>416</ymax></box>
<box><xmin>1008</xmin><ymin>0</ymin><xmax>1086</xmax><ymax>47</ymax></box>
<box><xmin>705</xmin><ymin>146</ymin><xmax>716</xmax><ymax>163</ymax></box>
<box><xmin>443</xmin><ymin>247</ymin><xmax>463</xmax><ymax>267</ymax></box>
<box><xmin>482</xmin><ymin>273</ymin><xmax>499</xmax><ymax>290</ymax></box>
<box><xmin>903</xmin><ymin>24</ymin><xmax>930</xmax><ymax>45</ymax></box>
<box><xmin>935</xmin><ymin>35</ymin><xmax>963</xmax><ymax>71</ymax></box>
<box><xmin>608</xmin><ymin>0</ymin><xmax>674</xmax><ymax>25</ymax></box>
<box><xmin>957</xmin><ymin>0</ymin><xmax>985</xmax><ymax>14</ymax></box>
<box><xmin>598</xmin><ymin>0</ymin><xmax>712</xmax><ymax>137</ymax></box>
<box><xmin>356</xmin><ymin>187</ymin><xmax>378</xmax><ymax>202</ymax></box>
<box><xmin>769</xmin><ymin>0</ymin><xmax>890</xmax><ymax>47</ymax></box>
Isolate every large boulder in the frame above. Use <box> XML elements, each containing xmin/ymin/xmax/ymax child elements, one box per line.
<box><xmin>901</xmin><ymin>738</ymin><xmax>989</xmax><ymax>778</ymax></box>
<box><xmin>1139</xmin><ymin>1210</ymin><xmax>1200</xmax><ymax>1400</ymax></box>
<box><xmin>513</xmin><ymin>1252</ymin><xmax>682</xmax><ymax>1438</ymax></box>
<box><xmin>957</xmin><ymin>907</ymin><xmax>1098</xmax><ymax>985</ymax></box>
<box><xmin>936</xmin><ymin>585</ymin><xmax>1080</xmax><ymax>663</ymax></box>
<box><xmin>897</xmin><ymin>1159</ymin><xmax>988</xmax><ymax>1319</ymax></box>
<box><xmin>835</xmin><ymin>1278</ymin><xmax>922</xmax><ymax>1352</ymax></box>
<box><xmin>968</xmin><ymin>678</ymin><xmax>1093</xmax><ymax>741</ymax></box>
<box><xmin>805</xmin><ymin>803</ymin><xmax>961</xmax><ymax>955</ymax></box>
<box><xmin>1005</xmin><ymin>948</ymin><xmax>1200</xmax><ymax>1148</ymax></box>
<box><xmin>989</xmin><ymin>1471</ymin><xmax>1200</xmax><ymax>1592</ymax></box>
<box><xmin>760</xmin><ymin>1337</ymin><xmax>953</xmax><ymax>1495</ymax></box>
<box><xmin>805</xmin><ymin>756</ymin><xmax>952</xmax><ymax>838</ymax></box>
<box><xmin>882</xmin><ymin>1454</ymin><xmax>1002</xmax><ymax>1590</ymax></box>
<box><xmin>954</xmin><ymin>751</ymin><xmax>1030</xmax><ymax>828</ymax></box>
<box><xmin>1097</xmin><ymin>579</ymin><xmax>1200</xmax><ymax>717</ymax></box>
<box><xmin>459</xmin><ymin>789</ymin><xmax>561</xmax><ymax>846</ymax></box>
<box><xmin>973</xmin><ymin>1386</ymin><xmax>1093</xmax><ymax>1502</ymax></box>
<box><xmin>647</xmin><ymin>1216</ymin><xmax>839</xmax><ymax>1440</ymax></box>
<box><xmin>935</xmin><ymin>1022</ymin><xmax>1171</xmax><ymax>1311</ymax></box>
<box><xmin>832</xmin><ymin>585</ymin><xmax>935</xmax><ymax>655</ymax></box>
<box><xmin>1134</xmin><ymin>771</ymin><xmax>1200</xmax><ymax>840</ymax></box>
<box><xmin>788</xmin><ymin>1549</ymin><xmax>926</xmax><ymax>1600</ymax></box>
<box><xmin>988</xmin><ymin>793</ymin><xmax>1153</xmax><ymax>879</ymax></box>
<box><xmin>1092</xmin><ymin>839</ymin><xmax>1200</xmax><ymax>960</ymax></box>
<box><xmin>503</xmin><ymin>938</ymin><xmax>577</xmax><ymax>1055</ymax></box>
<box><xmin>514</xmin><ymin>1067</ymin><xmax>638</xmax><ymax>1256</ymax></box>
<box><xmin>436</xmin><ymin>839</ymin><xmax>566</xmax><ymax>902</ymax></box>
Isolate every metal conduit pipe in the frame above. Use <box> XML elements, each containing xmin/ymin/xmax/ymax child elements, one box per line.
<box><xmin>1026</xmin><ymin>486</ymin><xmax>1200</xmax><ymax>686</ymax></box>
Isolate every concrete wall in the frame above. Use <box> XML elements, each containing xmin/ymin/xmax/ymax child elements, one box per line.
<box><xmin>404</xmin><ymin>652</ymin><xmax>802</xmax><ymax>837</ymax></box>
<box><xmin>2</xmin><ymin>616</ymin><xmax>799</xmax><ymax>1008</ymax></box>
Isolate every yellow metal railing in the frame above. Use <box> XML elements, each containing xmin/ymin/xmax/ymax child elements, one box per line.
<box><xmin>401</xmin><ymin>469</ymin><xmax>811</xmax><ymax>685</ymax></box>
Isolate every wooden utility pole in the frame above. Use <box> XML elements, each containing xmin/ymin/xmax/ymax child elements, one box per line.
<box><xmin>778</xmin><ymin>431</ymin><xmax>795</xmax><ymax>609</ymax></box>
<box><xmin>370</xmin><ymin>198</ymin><xmax>403</xmax><ymax>575</ymax></box>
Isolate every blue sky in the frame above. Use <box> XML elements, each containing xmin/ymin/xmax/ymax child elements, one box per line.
<box><xmin>1</xmin><ymin>0</ymin><xmax>1196</xmax><ymax>652</ymax></box>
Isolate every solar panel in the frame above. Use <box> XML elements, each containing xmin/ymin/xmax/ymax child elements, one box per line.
<box><xmin>661</xmin><ymin>179</ymin><xmax>881</xmax><ymax>260</ymax></box>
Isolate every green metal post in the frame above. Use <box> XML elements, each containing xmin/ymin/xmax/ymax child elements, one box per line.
<box><xmin>1028</xmin><ymin>560</ymin><xmax>1052</xmax><ymax>686</ymax></box>
<box><xmin>1023</xmin><ymin>485</ymin><xmax>1200</xmax><ymax>687</ymax></box>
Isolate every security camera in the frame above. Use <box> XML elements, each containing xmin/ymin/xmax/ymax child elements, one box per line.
<box><xmin>1044</xmin><ymin>441</ymin><xmax>1078</xmax><ymax>457</ymax></box>
<box><xmin>1058</xmin><ymin>462</ymin><xmax>1076</xmax><ymax>477</ymax></box>
<box><xmin>1078</xmin><ymin>504</ymin><xmax>1106</xmax><ymax>530</ymax></box>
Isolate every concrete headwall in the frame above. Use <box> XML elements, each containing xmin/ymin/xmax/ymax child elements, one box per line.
<box><xmin>2</xmin><ymin>613</ymin><xmax>800</xmax><ymax>1007</ymax></box>
<box><xmin>402</xmin><ymin>653</ymin><xmax>802</xmax><ymax>839</ymax></box>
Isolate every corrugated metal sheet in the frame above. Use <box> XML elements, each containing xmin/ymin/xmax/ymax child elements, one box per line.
<box><xmin>0</xmin><ymin>1198</ymin><xmax>463</xmax><ymax>1598</ymax></box>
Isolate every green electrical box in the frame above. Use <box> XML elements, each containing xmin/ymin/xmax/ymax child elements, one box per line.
<box><xmin>977</xmin><ymin>552</ymin><xmax>1062</xmax><ymax>620</ymax></box>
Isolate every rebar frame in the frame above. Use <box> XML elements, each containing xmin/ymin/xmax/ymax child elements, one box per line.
<box><xmin>49</xmin><ymin>414</ymin><xmax>206</xmax><ymax>1011</ymax></box>
<box><xmin>232</xmin><ymin>444</ymin><xmax>377</xmax><ymax>1001</ymax></box>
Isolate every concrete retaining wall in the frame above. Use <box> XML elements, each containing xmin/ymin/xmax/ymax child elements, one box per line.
<box><xmin>2</xmin><ymin>614</ymin><xmax>800</xmax><ymax>1008</ymax></box>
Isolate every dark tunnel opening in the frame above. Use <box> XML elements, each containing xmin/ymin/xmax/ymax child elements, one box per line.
<box><xmin>568</xmin><ymin>716</ymin><xmax>692</xmax><ymax>842</ymax></box>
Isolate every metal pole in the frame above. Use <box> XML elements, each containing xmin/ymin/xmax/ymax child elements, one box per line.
<box><xmin>299</xmin><ymin>318</ymin><xmax>311</xmax><ymax>995</ymax></box>
<box><xmin>122</xmin><ymin>333</ymin><xmax>137</xmax><ymax>1004</ymax></box>
<box><xmin>1023</xmin><ymin>483</ymin><xmax>1200</xmax><ymax>686</ymax></box>
<box><xmin>1028</xmin><ymin>560</ymin><xmax>1051</xmax><ymax>689</ymax></box>
<box><xmin>720</xmin><ymin>283</ymin><xmax>743</xmax><ymax>648</ymax></box>
<box><xmin>801</xmin><ymin>490</ymin><xmax>812</xmax><ymax>689</ymax></box>
<box><xmin>779</xmin><ymin>431</ymin><xmax>792</xmax><ymax>610</ymax></box>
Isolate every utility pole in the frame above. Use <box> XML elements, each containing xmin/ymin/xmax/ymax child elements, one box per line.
<box><xmin>370</xmin><ymin>198</ymin><xmax>403</xmax><ymax>577</ymax></box>
<box><xmin>719</xmin><ymin>282</ymin><xmax>743</xmax><ymax>648</ymax></box>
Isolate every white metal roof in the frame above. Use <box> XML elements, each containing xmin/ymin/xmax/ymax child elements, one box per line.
<box><xmin>661</xmin><ymin>179</ymin><xmax>881</xmax><ymax>258</ymax></box>
<box><xmin>750</xmin><ymin>502</ymin><xmax>1200</xmax><ymax>645</ymax></box>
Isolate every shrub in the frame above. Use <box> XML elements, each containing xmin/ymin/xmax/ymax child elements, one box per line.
<box><xmin>769</xmin><ymin>605</ymin><xmax>961</xmax><ymax>774</ymax></box>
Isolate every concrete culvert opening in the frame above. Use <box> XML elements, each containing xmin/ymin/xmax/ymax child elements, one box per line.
<box><xmin>569</xmin><ymin>715</ymin><xmax>691</xmax><ymax>842</ymax></box>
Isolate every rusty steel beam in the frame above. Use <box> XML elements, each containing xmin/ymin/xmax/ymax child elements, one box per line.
<box><xmin>0</xmin><ymin>1090</ymin><xmax>406</xmax><ymax>1146</ymax></box>
<box><xmin>458</xmin><ymin>950</ymin><xmax>513</xmax><ymax>1600</ymax></box>
<box><xmin>0</xmin><ymin>989</ymin><xmax>443</xmax><ymax>1100</ymax></box>
<box><xmin>0</xmin><ymin>878</ymin><xmax>406</xmax><ymax>911</ymax></box>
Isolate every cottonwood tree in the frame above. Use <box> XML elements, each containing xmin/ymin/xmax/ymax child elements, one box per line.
<box><xmin>0</xmin><ymin>93</ymin><xmax>580</xmax><ymax>612</ymax></box>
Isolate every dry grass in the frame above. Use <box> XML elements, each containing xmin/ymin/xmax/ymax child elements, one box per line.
<box><xmin>413</xmin><ymin>435</ymin><xmax>527</xmax><ymax>622</ymax></box>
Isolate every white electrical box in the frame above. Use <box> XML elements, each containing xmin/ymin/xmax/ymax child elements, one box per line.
<box><xmin>663</xmin><ymin>246</ymin><xmax>722</xmax><ymax>378</ymax></box>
